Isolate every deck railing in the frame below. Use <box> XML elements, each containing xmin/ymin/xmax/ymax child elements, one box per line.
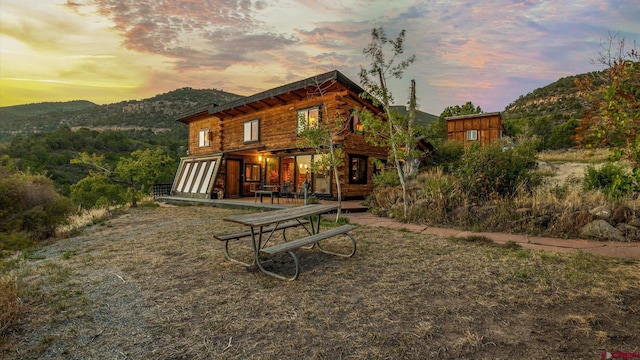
<box><xmin>152</xmin><ymin>183</ymin><xmax>173</xmax><ymax>198</ymax></box>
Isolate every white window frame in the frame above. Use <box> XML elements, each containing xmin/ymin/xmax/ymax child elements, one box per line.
<box><xmin>466</xmin><ymin>130</ymin><xmax>478</xmax><ymax>141</ymax></box>
<box><xmin>244</xmin><ymin>119</ymin><xmax>260</xmax><ymax>143</ymax></box>
<box><xmin>297</xmin><ymin>107</ymin><xmax>320</xmax><ymax>135</ymax></box>
<box><xmin>199</xmin><ymin>129</ymin><xmax>211</xmax><ymax>147</ymax></box>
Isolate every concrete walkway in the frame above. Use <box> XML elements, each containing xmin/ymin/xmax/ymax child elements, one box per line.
<box><xmin>157</xmin><ymin>196</ymin><xmax>640</xmax><ymax>260</ymax></box>
<box><xmin>342</xmin><ymin>212</ymin><xmax>640</xmax><ymax>260</ymax></box>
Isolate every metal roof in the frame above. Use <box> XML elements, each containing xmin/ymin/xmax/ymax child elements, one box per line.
<box><xmin>176</xmin><ymin>70</ymin><xmax>372</xmax><ymax>123</ymax></box>
<box><xmin>445</xmin><ymin>111</ymin><xmax>502</xmax><ymax>121</ymax></box>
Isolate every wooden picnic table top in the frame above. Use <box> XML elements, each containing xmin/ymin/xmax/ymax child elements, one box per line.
<box><xmin>223</xmin><ymin>204</ymin><xmax>340</xmax><ymax>227</ymax></box>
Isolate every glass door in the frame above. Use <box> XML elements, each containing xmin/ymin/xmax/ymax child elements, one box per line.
<box><xmin>312</xmin><ymin>154</ymin><xmax>331</xmax><ymax>194</ymax></box>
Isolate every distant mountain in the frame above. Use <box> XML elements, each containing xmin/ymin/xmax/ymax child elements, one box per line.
<box><xmin>0</xmin><ymin>88</ymin><xmax>243</xmax><ymax>142</ymax></box>
<box><xmin>390</xmin><ymin>105</ymin><xmax>439</xmax><ymax>127</ymax></box>
<box><xmin>0</xmin><ymin>100</ymin><xmax>98</xmax><ymax>134</ymax></box>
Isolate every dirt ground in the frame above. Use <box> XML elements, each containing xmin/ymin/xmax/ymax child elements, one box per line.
<box><xmin>2</xmin><ymin>205</ymin><xmax>639</xmax><ymax>359</ymax></box>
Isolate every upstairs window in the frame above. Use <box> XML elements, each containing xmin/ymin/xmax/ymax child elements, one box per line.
<box><xmin>349</xmin><ymin>155</ymin><xmax>367</xmax><ymax>184</ymax></box>
<box><xmin>297</xmin><ymin>107</ymin><xmax>320</xmax><ymax>135</ymax></box>
<box><xmin>199</xmin><ymin>129</ymin><xmax>211</xmax><ymax>147</ymax></box>
<box><xmin>350</xmin><ymin>111</ymin><xmax>364</xmax><ymax>135</ymax></box>
<box><xmin>466</xmin><ymin>130</ymin><xmax>478</xmax><ymax>141</ymax></box>
<box><xmin>244</xmin><ymin>119</ymin><xmax>260</xmax><ymax>143</ymax></box>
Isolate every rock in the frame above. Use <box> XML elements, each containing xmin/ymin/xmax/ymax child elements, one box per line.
<box><xmin>570</xmin><ymin>211</ymin><xmax>593</xmax><ymax>228</ymax></box>
<box><xmin>589</xmin><ymin>206</ymin><xmax>612</xmax><ymax>221</ymax></box>
<box><xmin>611</xmin><ymin>205</ymin><xmax>633</xmax><ymax>224</ymax></box>
<box><xmin>580</xmin><ymin>219</ymin><xmax>625</xmax><ymax>242</ymax></box>
<box><xmin>616</xmin><ymin>223</ymin><xmax>640</xmax><ymax>242</ymax></box>
<box><xmin>629</xmin><ymin>218</ymin><xmax>640</xmax><ymax>228</ymax></box>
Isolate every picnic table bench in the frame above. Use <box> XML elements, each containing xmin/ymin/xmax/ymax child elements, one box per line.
<box><xmin>217</xmin><ymin>204</ymin><xmax>357</xmax><ymax>280</ymax></box>
<box><xmin>214</xmin><ymin>219</ymin><xmax>309</xmax><ymax>267</ymax></box>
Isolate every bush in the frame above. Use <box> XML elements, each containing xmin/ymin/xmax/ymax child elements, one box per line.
<box><xmin>0</xmin><ymin>170</ymin><xmax>76</xmax><ymax>240</ymax></box>
<box><xmin>70</xmin><ymin>174</ymin><xmax>126</xmax><ymax>208</ymax></box>
<box><xmin>373</xmin><ymin>169</ymin><xmax>400</xmax><ymax>189</ymax></box>
<box><xmin>547</xmin><ymin>118</ymin><xmax>579</xmax><ymax>149</ymax></box>
<box><xmin>431</xmin><ymin>140</ymin><xmax>464</xmax><ymax>169</ymax></box>
<box><xmin>455</xmin><ymin>140</ymin><xmax>539</xmax><ymax>201</ymax></box>
<box><xmin>583</xmin><ymin>162</ymin><xmax>638</xmax><ymax>198</ymax></box>
<box><xmin>21</xmin><ymin>197</ymin><xmax>76</xmax><ymax>240</ymax></box>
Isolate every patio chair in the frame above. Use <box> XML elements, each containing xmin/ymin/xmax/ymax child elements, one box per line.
<box><xmin>280</xmin><ymin>182</ymin><xmax>293</xmax><ymax>202</ymax></box>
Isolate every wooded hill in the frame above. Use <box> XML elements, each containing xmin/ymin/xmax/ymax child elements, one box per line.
<box><xmin>0</xmin><ymin>88</ymin><xmax>243</xmax><ymax>142</ymax></box>
<box><xmin>501</xmin><ymin>70</ymin><xmax>607</xmax><ymax>149</ymax></box>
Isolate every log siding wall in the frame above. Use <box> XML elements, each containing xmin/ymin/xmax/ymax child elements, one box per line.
<box><xmin>181</xmin><ymin>80</ymin><xmax>388</xmax><ymax>199</ymax></box>
<box><xmin>446</xmin><ymin>112</ymin><xmax>504</xmax><ymax>146</ymax></box>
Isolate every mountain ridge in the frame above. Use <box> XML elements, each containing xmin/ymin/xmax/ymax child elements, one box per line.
<box><xmin>0</xmin><ymin>70</ymin><xmax>606</xmax><ymax>146</ymax></box>
<box><xmin>0</xmin><ymin>88</ymin><xmax>244</xmax><ymax>142</ymax></box>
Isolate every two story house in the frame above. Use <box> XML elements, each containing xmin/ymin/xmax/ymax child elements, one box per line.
<box><xmin>446</xmin><ymin>112</ymin><xmax>506</xmax><ymax>146</ymax></box>
<box><xmin>170</xmin><ymin>70</ymin><xmax>388</xmax><ymax>200</ymax></box>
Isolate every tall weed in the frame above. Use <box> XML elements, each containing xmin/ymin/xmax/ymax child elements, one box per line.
<box><xmin>0</xmin><ymin>274</ymin><xmax>19</xmax><ymax>334</ymax></box>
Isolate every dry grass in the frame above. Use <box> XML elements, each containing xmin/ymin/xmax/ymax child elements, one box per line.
<box><xmin>538</xmin><ymin>148</ymin><xmax>612</xmax><ymax>163</ymax></box>
<box><xmin>0</xmin><ymin>274</ymin><xmax>19</xmax><ymax>334</ymax></box>
<box><xmin>57</xmin><ymin>207</ymin><xmax>114</xmax><ymax>235</ymax></box>
<box><xmin>1</xmin><ymin>206</ymin><xmax>639</xmax><ymax>359</ymax></box>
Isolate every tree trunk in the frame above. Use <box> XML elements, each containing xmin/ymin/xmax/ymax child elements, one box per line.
<box><xmin>378</xmin><ymin>68</ymin><xmax>408</xmax><ymax>218</ymax></box>
<box><xmin>404</xmin><ymin>79</ymin><xmax>418</xmax><ymax>178</ymax></box>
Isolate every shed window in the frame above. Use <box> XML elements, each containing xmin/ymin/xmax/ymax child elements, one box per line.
<box><xmin>297</xmin><ymin>107</ymin><xmax>320</xmax><ymax>134</ymax></box>
<box><xmin>466</xmin><ymin>130</ymin><xmax>478</xmax><ymax>141</ymax></box>
<box><xmin>244</xmin><ymin>119</ymin><xmax>259</xmax><ymax>143</ymax></box>
<box><xmin>199</xmin><ymin>129</ymin><xmax>211</xmax><ymax>147</ymax></box>
<box><xmin>349</xmin><ymin>155</ymin><xmax>367</xmax><ymax>184</ymax></box>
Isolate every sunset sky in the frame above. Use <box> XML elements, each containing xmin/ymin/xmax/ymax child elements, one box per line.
<box><xmin>1</xmin><ymin>1</ymin><xmax>638</xmax><ymax>115</ymax></box>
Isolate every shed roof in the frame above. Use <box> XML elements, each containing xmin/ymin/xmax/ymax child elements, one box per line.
<box><xmin>445</xmin><ymin>111</ymin><xmax>502</xmax><ymax>121</ymax></box>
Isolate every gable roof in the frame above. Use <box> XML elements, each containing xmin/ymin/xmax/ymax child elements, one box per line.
<box><xmin>176</xmin><ymin>70</ymin><xmax>375</xmax><ymax>123</ymax></box>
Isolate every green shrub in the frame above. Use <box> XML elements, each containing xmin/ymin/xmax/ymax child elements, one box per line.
<box><xmin>583</xmin><ymin>162</ymin><xmax>638</xmax><ymax>198</ymax></box>
<box><xmin>456</xmin><ymin>140</ymin><xmax>539</xmax><ymax>201</ymax></box>
<box><xmin>373</xmin><ymin>169</ymin><xmax>400</xmax><ymax>189</ymax></box>
<box><xmin>0</xmin><ymin>170</ymin><xmax>76</xmax><ymax>240</ymax></box>
<box><xmin>20</xmin><ymin>197</ymin><xmax>76</xmax><ymax>240</ymax></box>
<box><xmin>70</xmin><ymin>174</ymin><xmax>125</xmax><ymax>208</ymax></box>
<box><xmin>431</xmin><ymin>140</ymin><xmax>464</xmax><ymax>169</ymax></box>
<box><xmin>547</xmin><ymin>118</ymin><xmax>579</xmax><ymax>149</ymax></box>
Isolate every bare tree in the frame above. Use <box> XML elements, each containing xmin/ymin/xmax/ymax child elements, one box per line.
<box><xmin>358</xmin><ymin>27</ymin><xmax>415</xmax><ymax>218</ymax></box>
<box><xmin>297</xmin><ymin>75</ymin><xmax>349</xmax><ymax>219</ymax></box>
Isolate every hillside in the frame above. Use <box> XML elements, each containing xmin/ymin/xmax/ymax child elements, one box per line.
<box><xmin>391</xmin><ymin>105</ymin><xmax>439</xmax><ymax>127</ymax></box>
<box><xmin>0</xmin><ymin>88</ymin><xmax>243</xmax><ymax>142</ymax></box>
<box><xmin>501</xmin><ymin>70</ymin><xmax>607</xmax><ymax>149</ymax></box>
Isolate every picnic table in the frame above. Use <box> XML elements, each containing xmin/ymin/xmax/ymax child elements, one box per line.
<box><xmin>216</xmin><ymin>204</ymin><xmax>357</xmax><ymax>280</ymax></box>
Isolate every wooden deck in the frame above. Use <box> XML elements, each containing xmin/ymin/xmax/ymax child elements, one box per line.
<box><xmin>156</xmin><ymin>195</ymin><xmax>368</xmax><ymax>213</ymax></box>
